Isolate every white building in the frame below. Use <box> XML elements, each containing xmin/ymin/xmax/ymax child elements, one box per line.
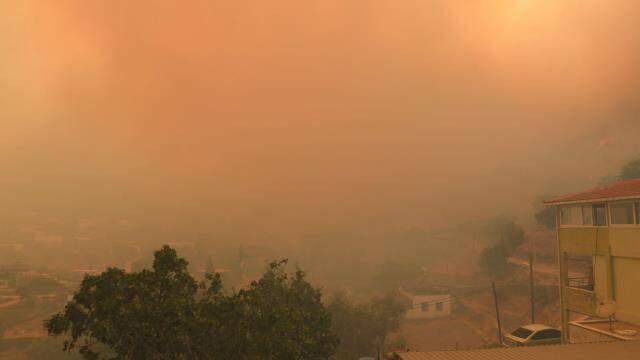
<box><xmin>400</xmin><ymin>288</ymin><xmax>453</xmax><ymax>320</ymax></box>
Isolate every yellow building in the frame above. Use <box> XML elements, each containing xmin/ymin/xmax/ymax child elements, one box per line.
<box><xmin>545</xmin><ymin>178</ymin><xmax>640</xmax><ymax>343</ymax></box>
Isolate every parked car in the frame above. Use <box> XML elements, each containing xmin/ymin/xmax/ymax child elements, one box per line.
<box><xmin>504</xmin><ymin>324</ymin><xmax>561</xmax><ymax>347</ymax></box>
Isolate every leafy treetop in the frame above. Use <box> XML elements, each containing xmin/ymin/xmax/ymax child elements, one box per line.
<box><xmin>45</xmin><ymin>246</ymin><xmax>338</xmax><ymax>360</ymax></box>
<box><xmin>620</xmin><ymin>157</ymin><xmax>640</xmax><ymax>180</ymax></box>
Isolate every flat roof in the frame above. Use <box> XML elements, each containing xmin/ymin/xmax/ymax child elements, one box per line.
<box><xmin>409</xmin><ymin>294</ymin><xmax>451</xmax><ymax>303</ymax></box>
<box><xmin>544</xmin><ymin>178</ymin><xmax>640</xmax><ymax>206</ymax></box>
<box><xmin>393</xmin><ymin>340</ymin><xmax>640</xmax><ymax>360</ymax></box>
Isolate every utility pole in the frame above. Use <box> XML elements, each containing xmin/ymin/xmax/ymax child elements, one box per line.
<box><xmin>529</xmin><ymin>253</ymin><xmax>536</xmax><ymax>324</ymax></box>
<box><xmin>492</xmin><ymin>281</ymin><xmax>503</xmax><ymax>345</ymax></box>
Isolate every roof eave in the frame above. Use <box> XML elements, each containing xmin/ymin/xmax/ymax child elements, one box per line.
<box><xmin>544</xmin><ymin>195</ymin><xmax>640</xmax><ymax>207</ymax></box>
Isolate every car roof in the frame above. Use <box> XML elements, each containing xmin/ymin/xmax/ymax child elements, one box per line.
<box><xmin>520</xmin><ymin>324</ymin><xmax>556</xmax><ymax>332</ymax></box>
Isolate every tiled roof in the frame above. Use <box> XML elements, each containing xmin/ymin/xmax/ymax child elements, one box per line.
<box><xmin>393</xmin><ymin>340</ymin><xmax>640</xmax><ymax>360</ymax></box>
<box><xmin>544</xmin><ymin>178</ymin><xmax>640</xmax><ymax>205</ymax></box>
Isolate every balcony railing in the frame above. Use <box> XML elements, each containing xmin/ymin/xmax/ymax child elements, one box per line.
<box><xmin>565</xmin><ymin>287</ymin><xmax>597</xmax><ymax>316</ymax></box>
<box><xmin>567</xmin><ymin>276</ymin><xmax>594</xmax><ymax>291</ymax></box>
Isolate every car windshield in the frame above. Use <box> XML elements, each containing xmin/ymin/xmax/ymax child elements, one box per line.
<box><xmin>511</xmin><ymin>327</ymin><xmax>534</xmax><ymax>339</ymax></box>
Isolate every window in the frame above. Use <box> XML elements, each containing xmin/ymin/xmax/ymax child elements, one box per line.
<box><xmin>531</xmin><ymin>329</ymin><xmax>561</xmax><ymax>340</ymax></box>
<box><xmin>594</xmin><ymin>204</ymin><xmax>607</xmax><ymax>226</ymax></box>
<box><xmin>582</xmin><ymin>205</ymin><xmax>594</xmax><ymax>225</ymax></box>
<box><xmin>436</xmin><ymin>302</ymin><xmax>443</xmax><ymax>312</ymax></box>
<box><xmin>421</xmin><ymin>303</ymin><xmax>429</xmax><ymax>312</ymax></box>
<box><xmin>561</xmin><ymin>206</ymin><xmax>583</xmax><ymax>225</ymax></box>
<box><xmin>610</xmin><ymin>202</ymin><xmax>636</xmax><ymax>225</ymax></box>
<box><xmin>560</xmin><ymin>205</ymin><xmax>597</xmax><ymax>226</ymax></box>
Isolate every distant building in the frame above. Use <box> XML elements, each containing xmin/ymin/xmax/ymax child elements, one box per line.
<box><xmin>399</xmin><ymin>288</ymin><xmax>453</xmax><ymax>320</ymax></box>
<box><xmin>545</xmin><ymin>178</ymin><xmax>640</xmax><ymax>343</ymax></box>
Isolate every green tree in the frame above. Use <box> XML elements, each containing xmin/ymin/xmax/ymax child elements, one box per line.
<box><xmin>487</xmin><ymin>217</ymin><xmax>525</xmax><ymax>251</ymax></box>
<box><xmin>45</xmin><ymin>246</ymin><xmax>338</xmax><ymax>359</ymax></box>
<box><xmin>327</xmin><ymin>292</ymin><xmax>405</xmax><ymax>359</ymax></box>
<box><xmin>620</xmin><ymin>157</ymin><xmax>640</xmax><ymax>180</ymax></box>
<box><xmin>479</xmin><ymin>244</ymin><xmax>509</xmax><ymax>278</ymax></box>
<box><xmin>368</xmin><ymin>294</ymin><xmax>406</xmax><ymax>348</ymax></box>
<box><xmin>46</xmin><ymin>246</ymin><xmax>199</xmax><ymax>359</ymax></box>
<box><xmin>532</xmin><ymin>195</ymin><xmax>556</xmax><ymax>230</ymax></box>
<box><xmin>236</xmin><ymin>260</ymin><xmax>338</xmax><ymax>359</ymax></box>
<box><xmin>535</xmin><ymin>207</ymin><xmax>556</xmax><ymax>230</ymax></box>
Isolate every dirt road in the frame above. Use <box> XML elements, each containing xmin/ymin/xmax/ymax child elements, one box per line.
<box><xmin>0</xmin><ymin>296</ymin><xmax>20</xmax><ymax>309</ymax></box>
<box><xmin>508</xmin><ymin>257</ymin><xmax>584</xmax><ymax>279</ymax></box>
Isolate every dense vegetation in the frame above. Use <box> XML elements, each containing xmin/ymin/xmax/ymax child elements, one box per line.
<box><xmin>45</xmin><ymin>246</ymin><xmax>338</xmax><ymax>359</ymax></box>
<box><xmin>620</xmin><ymin>157</ymin><xmax>640</xmax><ymax>181</ymax></box>
<box><xmin>534</xmin><ymin>207</ymin><xmax>556</xmax><ymax>230</ymax></box>
<box><xmin>327</xmin><ymin>292</ymin><xmax>405</xmax><ymax>359</ymax></box>
<box><xmin>45</xmin><ymin>246</ymin><xmax>407</xmax><ymax>359</ymax></box>
<box><xmin>532</xmin><ymin>194</ymin><xmax>556</xmax><ymax>230</ymax></box>
<box><xmin>479</xmin><ymin>217</ymin><xmax>525</xmax><ymax>278</ymax></box>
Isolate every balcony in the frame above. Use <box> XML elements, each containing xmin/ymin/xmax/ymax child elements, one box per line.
<box><xmin>568</xmin><ymin>276</ymin><xmax>594</xmax><ymax>292</ymax></box>
<box><xmin>565</xmin><ymin>287</ymin><xmax>597</xmax><ymax>316</ymax></box>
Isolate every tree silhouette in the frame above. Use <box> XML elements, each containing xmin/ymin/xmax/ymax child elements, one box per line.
<box><xmin>45</xmin><ymin>246</ymin><xmax>338</xmax><ymax>359</ymax></box>
<box><xmin>620</xmin><ymin>158</ymin><xmax>640</xmax><ymax>180</ymax></box>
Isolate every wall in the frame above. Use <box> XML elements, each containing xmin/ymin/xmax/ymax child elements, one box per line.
<box><xmin>610</xmin><ymin>228</ymin><xmax>640</xmax><ymax>258</ymax></box>
<box><xmin>593</xmin><ymin>255</ymin><xmax>609</xmax><ymax>301</ymax></box>
<box><xmin>405</xmin><ymin>294</ymin><xmax>452</xmax><ymax>320</ymax></box>
<box><xmin>560</xmin><ymin>225</ymin><xmax>640</xmax><ymax>323</ymax></box>
<box><xmin>609</xmin><ymin>227</ymin><xmax>640</xmax><ymax>323</ymax></box>
<box><xmin>613</xmin><ymin>257</ymin><xmax>640</xmax><ymax>323</ymax></box>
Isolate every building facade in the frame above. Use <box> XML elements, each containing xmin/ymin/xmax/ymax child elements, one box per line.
<box><xmin>545</xmin><ymin>178</ymin><xmax>640</xmax><ymax>342</ymax></box>
<box><xmin>399</xmin><ymin>288</ymin><xmax>453</xmax><ymax>320</ymax></box>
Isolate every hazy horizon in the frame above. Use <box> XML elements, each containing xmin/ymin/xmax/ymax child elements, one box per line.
<box><xmin>2</xmin><ymin>1</ymin><xmax>639</xmax><ymax>245</ymax></box>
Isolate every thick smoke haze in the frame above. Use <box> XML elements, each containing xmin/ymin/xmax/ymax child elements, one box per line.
<box><xmin>2</xmin><ymin>1</ymin><xmax>639</xmax><ymax>244</ymax></box>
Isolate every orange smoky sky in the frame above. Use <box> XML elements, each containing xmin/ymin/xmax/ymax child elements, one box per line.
<box><xmin>2</xmin><ymin>1</ymin><xmax>639</xmax><ymax>240</ymax></box>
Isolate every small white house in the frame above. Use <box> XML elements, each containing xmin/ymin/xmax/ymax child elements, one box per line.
<box><xmin>400</xmin><ymin>288</ymin><xmax>453</xmax><ymax>320</ymax></box>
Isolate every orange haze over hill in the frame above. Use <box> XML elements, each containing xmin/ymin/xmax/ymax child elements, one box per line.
<box><xmin>2</xmin><ymin>1</ymin><xmax>639</xmax><ymax>241</ymax></box>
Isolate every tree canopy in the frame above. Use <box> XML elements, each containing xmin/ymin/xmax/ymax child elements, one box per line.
<box><xmin>486</xmin><ymin>217</ymin><xmax>525</xmax><ymax>251</ymax></box>
<box><xmin>479</xmin><ymin>217</ymin><xmax>525</xmax><ymax>278</ymax></box>
<box><xmin>532</xmin><ymin>196</ymin><xmax>556</xmax><ymax>230</ymax></box>
<box><xmin>535</xmin><ymin>207</ymin><xmax>556</xmax><ymax>230</ymax></box>
<box><xmin>45</xmin><ymin>246</ymin><xmax>338</xmax><ymax>359</ymax></box>
<box><xmin>478</xmin><ymin>244</ymin><xmax>509</xmax><ymax>278</ymax></box>
<box><xmin>327</xmin><ymin>292</ymin><xmax>405</xmax><ymax>359</ymax></box>
<box><xmin>620</xmin><ymin>157</ymin><xmax>640</xmax><ymax>180</ymax></box>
